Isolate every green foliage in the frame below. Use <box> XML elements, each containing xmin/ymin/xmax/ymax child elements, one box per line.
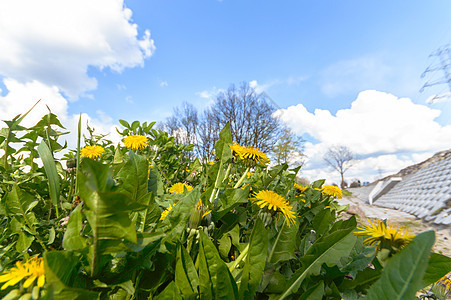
<box><xmin>37</xmin><ymin>140</ymin><xmax>60</xmax><ymax>217</ymax></box>
<box><xmin>238</xmin><ymin>219</ymin><xmax>268</xmax><ymax>299</ymax></box>
<box><xmin>0</xmin><ymin>109</ymin><xmax>449</xmax><ymax>299</ymax></box>
<box><xmin>365</xmin><ymin>231</ymin><xmax>435</xmax><ymax>300</ymax></box>
<box><xmin>272</xmin><ymin>128</ymin><xmax>304</xmax><ymax>166</ymax></box>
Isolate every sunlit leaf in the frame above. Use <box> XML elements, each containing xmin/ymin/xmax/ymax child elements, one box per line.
<box><xmin>62</xmin><ymin>204</ymin><xmax>87</xmax><ymax>250</ymax></box>
<box><xmin>279</xmin><ymin>219</ymin><xmax>356</xmax><ymax>299</ymax></box>
<box><xmin>239</xmin><ymin>219</ymin><xmax>268</xmax><ymax>299</ymax></box>
<box><xmin>198</xmin><ymin>231</ymin><xmax>238</xmax><ymax>299</ymax></box>
<box><xmin>365</xmin><ymin>231</ymin><xmax>435</xmax><ymax>300</ymax></box>
<box><xmin>421</xmin><ymin>253</ymin><xmax>451</xmax><ymax>288</ymax></box>
<box><xmin>37</xmin><ymin>140</ymin><xmax>60</xmax><ymax>217</ymax></box>
<box><xmin>175</xmin><ymin>244</ymin><xmax>199</xmax><ymax>299</ymax></box>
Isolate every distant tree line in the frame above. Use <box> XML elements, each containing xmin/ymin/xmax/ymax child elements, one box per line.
<box><xmin>159</xmin><ymin>82</ymin><xmax>304</xmax><ymax>162</ymax></box>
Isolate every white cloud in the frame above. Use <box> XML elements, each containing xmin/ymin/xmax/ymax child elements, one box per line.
<box><xmin>160</xmin><ymin>81</ymin><xmax>168</xmax><ymax>87</ymax></box>
<box><xmin>0</xmin><ymin>78</ymin><xmax>69</xmax><ymax>127</ymax></box>
<box><xmin>117</xmin><ymin>84</ymin><xmax>127</xmax><ymax>91</ymax></box>
<box><xmin>249</xmin><ymin>80</ymin><xmax>258</xmax><ymax>89</ymax></box>
<box><xmin>249</xmin><ymin>76</ymin><xmax>307</xmax><ymax>93</ymax></box>
<box><xmin>0</xmin><ymin>78</ymin><xmax>120</xmax><ymax>151</ymax></box>
<box><xmin>275</xmin><ymin>90</ymin><xmax>451</xmax><ymax>183</ymax></box>
<box><xmin>0</xmin><ymin>0</ymin><xmax>155</xmax><ymax>99</ymax></box>
<box><xmin>196</xmin><ymin>87</ymin><xmax>223</xmax><ymax>99</ymax></box>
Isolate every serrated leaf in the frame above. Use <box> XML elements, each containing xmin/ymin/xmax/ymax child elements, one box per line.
<box><xmin>78</xmin><ymin>159</ymin><xmax>142</xmax><ymax>275</ymax></box>
<box><xmin>45</xmin><ymin>251</ymin><xmax>99</xmax><ymax>299</ymax></box>
<box><xmin>214</xmin><ymin>122</ymin><xmax>232</xmax><ymax>165</ymax></box>
<box><xmin>175</xmin><ymin>244</ymin><xmax>199</xmax><ymax>299</ymax></box>
<box><xmin>339</xmin><ymin>237</ymin><xmax>376</xmax><ymax>278</ymax></box>
<box><xmin>116</xmin><ymin>151</ymin><xmax>149</xmax><ymax>203</ymax></box>
<box><xmin>213</xmin><ymin>188</ymin><xmax>249</xmax><ymax>221</ymax></box>
<box><xmin>312</xmin><ymin>208</ymin><xmax>334</xmax><ymax>236</ymax></box>
<box><xmin>239</xmin><ymin>219</ymin><xmax>268</xmax><ymax>299</ymax></box>
<box><xmin>365</xmin><ymin>231</ymin><xmax>435</xmax><ymax>300</ymax></box>
<box><xmin>6</xmin><ymin>185</ymin><xmax>38</xmax><ymax>216</ymax></box>
<box><xmin>62</xmin><ymin>204</ymin><xmax>87</xmax><ymax>250</ymax></box>
<box><xmin>421</xmin><ymin>252</ymin><xmax>451</xmax><ymax>288</ymax></box>
<box><xmin>268</xmin><ymin>219</ymin><xmax>298</xmax><ymax>264</ymax></box>
<box><xmin>33</xmin><ymin>112</ymin><xmax>66</xmax><ymax>129</ymax></box>
<box><xmin>198</xmin><ymin>231</ymin><xmax>238</xmax><ymax>300</ymax></box>
<box><xmin>159</xmin><ymin>189</ymin><xmax>200</xmax><ymax>253</ymax></box>
<box><xmin>278</xmin><ymin>226</ymin><xmax>356</xmax><ymax>299</ymax></box>
<box><xmin>148</xmin><ymin>165</ymin><xmax>164</xmax><ymax>196</ymax></box>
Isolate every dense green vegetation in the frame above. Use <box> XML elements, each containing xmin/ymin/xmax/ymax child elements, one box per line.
<box><xmin>0</xmin><ymin>108</ymin><xmax>449</xmax><ymax>299</ymax></box>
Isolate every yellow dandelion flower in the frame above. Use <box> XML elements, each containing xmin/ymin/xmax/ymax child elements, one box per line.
<box><xmin>240</xmin><ymin>146</ymin><xmax>270</xmax><ymax>166</ymax></box>
<box><xmin>80</xmin><ymin>145</ymin><xmax>105</xmax><ymax>159</ymax></box>
<box><xmin>196</xmin><ymin>199</ymin><xmax>212</xmax><ymax>219</ymax></box>
<box><xmin>355</xmin><ymin>219</ymin><xmax>415</xmax><ymax>250</ymax></box>
<box><xmin>169</xmin><ymin>182</ymin><xmax>193</xmax><ymax>194</ymax></box>
<box><xmin>241</xmin><ymin>184</ymin><xmax>252</xmax><ymax>191</ymax></box>
<box><xmin>253</xmin><ymin>190</ymin><xmax>296</xmax><ymax>226</ymax></box>
<box><xmin>230</xmin><ymin>143</ymin><xmax>245</xmax><ymax>159</ymax></box>
<box><xmin>0</xmin><ymin>257</ymin><xmax>45</xmax><ymax>290</ymax></box>
<box><xmin>321</xmin><ymin>185</ymin><xmax>343</xmax><ymax>199</ymax></box>
<box><xmin>160</xmin><ymin>204</ymin><xmax>174</xmax><ymax>221</ymax></box>
<box><xmin>437</xmin><ymin>274</ymin><xmax>451</xmax><ymax>292</ymax></box>
<box><xmin>196</xmin><ymin>199</ymin><xmax>204</xmax><ymax>210</ymax></box>
<box><xmin>207</xmin><ymin>161</ymin><xmax>215</xmax><ymax>165</ymax></box>
<box><xmin>230</xmin><ymin>143</ymin><xmax>269</xmax><ymax>166</ymax></box>
<box><xmin>123</xmin><ymin>135</ymin><xmax>149</xmax><ymax>150</ymax></box>
<box><xmin>293</xmin><ymin>183</ymin><xmax>308</xmax><ymax>193</ymax></box>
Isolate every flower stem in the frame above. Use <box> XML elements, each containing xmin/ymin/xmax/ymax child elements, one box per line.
<box><xmin>233</xmin><ymin>167</ymin><xmax>250</xmax><ymax>189</ymax></box>
<box><xmin>223</xmin><ymin>163</ymin><xmax>232</xmax><ymax>183</ymax></box>
<box><xmin>229</xmin><ymin>243</ymin><xmax>249</xmax><ymax>272</ymax></box>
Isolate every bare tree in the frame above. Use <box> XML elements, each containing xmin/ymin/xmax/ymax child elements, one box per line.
<box><xmin>160</xmin><ymin>102</ymin><xmax>199</xmax><ymax>159</ymax></box>
<box><xmin>197</xmin><ymin>108</ymin><xmax>218</xmax><ymax>160</ymax></box>
<box><xmin>323</xmin><ymin>145</ymin><xmax>354</xmax><ymax>189</ymax></box>
<box><xmin>209</xmin><ymin>82</ymin><xmax>281</xmax><ymax>153</ymax></box>
<box><xmin>161</xmin><ymin>82</ymin><xmax>283</xmax><ymax>160</ymax></box>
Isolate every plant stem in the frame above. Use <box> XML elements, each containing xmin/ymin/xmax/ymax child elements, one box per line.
<box><xmin>233</xmin><ymin>167</ymin><xmax>250</xmax><ymax>189</ymax></box>
<box><xmin>223</xmin><ymin>163</ymin><xmax>232</xmax><ymax>183</ymax></box>
<box><xmin>229</xmin><ymin>243</ymin><xmax>249</xmax><ymax>272</ymax></box>
<box><xmin>208</xmin><ymin>187</ymin><xmax>217</xmax><ymax>205</ymax></box>
<box><xmin>74</xmin><ymin>114</ymin><xmax>81</xmax><ymax>201</ymax></box>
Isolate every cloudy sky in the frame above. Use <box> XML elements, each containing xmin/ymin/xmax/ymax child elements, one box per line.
<box><xmin>0</xmin><ymin>0</ymin><xmax>450</xmax><ymax>183</ymax></box>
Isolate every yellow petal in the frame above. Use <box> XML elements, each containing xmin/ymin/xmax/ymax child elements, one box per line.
<box><xmin>37</xmin><ymin>275</ymin><xmax>45</xmax><ymax>287</ymax></box>
<box><xmin>0</xmin><ymin>274</ymin><xmax>14</xmax><ymax>282</ymax></box>
<box><xmin>23</xmin><ymin>275</ymin><xmax>36</xmax><ymax>288</ymax></box>
<box><xmin>202</xmin><ymin>210</ymin><xmax>212</xmax><ymax>219</ymax></box>
<box><xmin>1</xmin><ymin>276</ymin><xmax>23</xmax><ymax>290</ymax></box>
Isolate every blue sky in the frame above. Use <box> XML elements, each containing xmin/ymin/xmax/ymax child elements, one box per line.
<box><xmin>0</xmin><ymin>0</ymin><xmax>450</xmax><ymax>183</ymax></box>
<box><xmin>72</xmin><ymin>1</ymin><xmax>451</xmax><ymax>121</ymax></box>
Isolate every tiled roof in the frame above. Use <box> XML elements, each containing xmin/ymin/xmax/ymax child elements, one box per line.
<box><xmin>375</xmin><ymin>156</ymin><xmax>451</xmax><ymax>224</ymax></box>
